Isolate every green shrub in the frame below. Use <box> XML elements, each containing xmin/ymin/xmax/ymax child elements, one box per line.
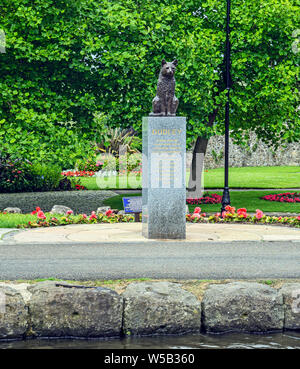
<box><xmin>101</xmin><ymin>155</ymin><xmax>119</xmax><ymax>172</ymax></box>
<box><xmin>100</xmin><ymin>153</ymin><xmax>141</xmax><ymax>173</ymax></box>
<box><xmin>130</xmin><ymin>136</ymin><xmax>142</xmax><ymax>153</ymax></box>
<box><xmin>92</xmin><ymin>113</ymin><xmax>140</xmax><ymax>156</ymax></box>
<box><xmin>0</xmin><ymin>150</ymin><xmax>66</xmax><ymax>193</ymax></box>
<box><xmin>127</xmin><ymin>153</ymin><xmax>142</xmax><ymax>173</ymax></box>
<box><xmin>0</xmin><ymin>151</ymin><xmax>33</xmax><ymax>193</ymax></box>
<box><xmin>57</xmin><ymin>176</ymin><xmax>74</xmax><ymax>191</ymax></box>
<box><xmin>75</xmin><ymin>154</ymin><xmax>102</xmax><ymax>172</ymax></box>
<box><xmin>29</xmin><ymin>163</ymin><xmax>62</xmax><ymax>191</ymax></box>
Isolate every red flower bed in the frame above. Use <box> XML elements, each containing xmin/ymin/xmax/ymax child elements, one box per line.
<box><xmin>75</xmin><ymin>184</ymin><xmax>86</xmax><ymax>190</ymax></box>
<box><xmin>61</xmin><ymin>170</ymin><xmax>95</xmax><ymax>177</ymax></box>
<box><xmin>8</xmin><ymin>205</ymin><xmax>300</xmax><ymax>228</ymax></box>
<box><xmin>186</xmin><ymin>193</ymin><xmax>222</xmax><ymax>205</ymax></box>
<box><xmin>261</xmin><ymin>192</ymin><xmax>300</xmax><ymax>203</ymax></box>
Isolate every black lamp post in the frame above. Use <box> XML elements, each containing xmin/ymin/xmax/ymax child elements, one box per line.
<box><xmin>221</xmin><ymin>0</ymin><xmax>231</xmax><ymax>214</ymax></box>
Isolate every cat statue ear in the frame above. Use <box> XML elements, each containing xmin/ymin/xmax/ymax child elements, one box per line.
<box><xmin>172</xmin><ymin>59</ymin><xmax>178</xmax><ymax>66</ymax></box>
<box><xmin>161</xmin><ymin>59</ymin><xmax>167</xmax><ymax>66</ymax></box>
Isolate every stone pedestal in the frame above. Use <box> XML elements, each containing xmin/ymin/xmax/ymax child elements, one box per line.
<box><xmin>142</xmin><ymin>116</ymin><xmax>186</xmax><ymax>239</ymax></box>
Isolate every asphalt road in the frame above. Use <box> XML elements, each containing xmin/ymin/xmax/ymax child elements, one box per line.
<box><xmin>0</xmin><ymin>241</ymin><xmax>299</xmax><ymax>280</ymax></box>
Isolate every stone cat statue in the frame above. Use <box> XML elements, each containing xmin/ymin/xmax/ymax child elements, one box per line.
<box><xmin>150</xmin><ymin>59</ymin><xmax>179</xmax><ymax>116</ymax></box>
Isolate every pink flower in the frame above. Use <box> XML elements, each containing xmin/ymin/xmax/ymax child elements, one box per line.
<box><xmin>237</xmin><ymin>208</ymin><xmax>247</xmax><ymax>218</ymax></box>
<box><xmin>255</xmin><ymin>209</ymin><xmax>264</xmax><ymax>220</ymax></box>
<box><xmin>31</xmin><ymin>206</ymin><xmax>41</xmax><ymax>215</ymax></box>
<box><xmin>66</xmin><ymin>210</ymin><xmax>73</xmax><ymax>215</ymax></box>
<box><xmin>225</xmin><ymin>205</ymin><xmax>236</xmax><ymax>214</ymax></box>
<box><xmin>191</xmin><ymin>213</ymin><xmax>200</xmax><ymax>220</ymax></box>
<box><xmin>105</xmin><ymin>209</ymin><xmax>113</xmax><ymax>217</ymax></box>
<box><xmin>37</xmin><ymin>211</ymin><xmax>46</xmax><ymax>220</ymax></box>
<box><xmin>194</xmin><ymin>207</ymin><xmax>201</xmax><ymax>214</ymax></box>
<box><xmin>297</xmin><ymin>216</ymin><xmax>300</xmax><ymax>221</ymax></box>
<box><xmin>222</xmin><ymin>211</ymin><xmax>232</xmax><ymax>218</ymax></box>
<box><xmin>82</xmin><ymin>214</ymin><xmax>87</xmax><ymax>219</ymax></box>
<box><xmin>89</xmin><ymin>211</ymin><xmax>97</xmax><ymax>220</ymax></box>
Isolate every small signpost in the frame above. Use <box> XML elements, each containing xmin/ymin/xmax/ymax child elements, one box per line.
<box><xmin>122</xmin><ymin>197</ymin><xmax>142</xmax><ymax>222</ymax></box>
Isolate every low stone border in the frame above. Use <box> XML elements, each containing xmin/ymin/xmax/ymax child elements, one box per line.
<box><xmin>0</xmin><ymin>190</ymin><xmax>117</xmax><ymax>214</ymax></box>
<box><xmin>0</xmin><ymin>281</ymin><xmax>299</xmax><ymax>340</ymax></box>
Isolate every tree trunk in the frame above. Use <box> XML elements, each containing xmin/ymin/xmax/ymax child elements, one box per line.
<box><xmin>187</xmin><ymin>108</ymin><xmax>219</xmax><ymax>198</ymax></box>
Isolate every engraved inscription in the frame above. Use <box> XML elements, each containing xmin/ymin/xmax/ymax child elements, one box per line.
<box><xmin>150</xmin><ymin>128</ymin><xmax>183</xmax><ymax>188</ymax></box>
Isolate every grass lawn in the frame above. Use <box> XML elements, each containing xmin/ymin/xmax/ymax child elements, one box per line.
<box><xmin>0</xmin><ymin>213</ymin><xmax>38</xmax><ymax>229</ymax></box>
<box><xmin>80</xmin><ymin>174</ymin><xmax>142</xmax><ymax>190</ymax></box>
<box><xmin>203</xmin><ymin>166</ymin><xmax>300</xmax><ymax>188</ymax></box>
<box><xmin>104</xmin><ymin>191</ymin><xmax>300</xmax><ymax>214</ymax></box>
<box><xmin>80</xmin><ymin>166</ymin><xmax>300</xmax><ymax>190</ymax></box>
<box><xmin>0</xmin><ymin>213</ymin><xmax>67</xmax><ymax>229</ymax></box>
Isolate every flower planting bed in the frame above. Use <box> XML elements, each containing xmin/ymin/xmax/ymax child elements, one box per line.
<box><xmin>3</xmin><ymin>205</ymin><xmax>298</xmax><ymax>229</ymax></box>
<box><xmin>187</xmin><ymin>206</ymin><xmax>300</xmax><ymax>228</ymax></box>
<box><xmin>186</xmin><ymin>193</ymin><xmax>221</xmax><ymax>205</ymax></box>
<box><xmin>61</xmin><ymin>170</ymin><xmax>96</xmax><ymax>177</ymax></box>
<box><xmin>261</xmin><ymin>192</ymin><xmax>300</xmax><ymax>203</ymax></box>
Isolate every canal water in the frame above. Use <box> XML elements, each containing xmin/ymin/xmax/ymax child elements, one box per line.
<box><xmin>0</xmin><ymin>332</ymin><xmax>300</xmax><ymax>349</ymax></box>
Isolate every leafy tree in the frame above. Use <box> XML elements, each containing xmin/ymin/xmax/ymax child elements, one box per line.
<box><xmin>0</xmin><ymin>0</ymin><xmax>98</xmax><ymax>166</ymax></box>
<box><xmin>187</xmin><ymin>0</ymin><xmax>299</xmax><ymax>194</ymax></box>
<box><xmin>0</xmin><ymin>0</ymin><xmax>298</xmax><ymax>175</ymax></box>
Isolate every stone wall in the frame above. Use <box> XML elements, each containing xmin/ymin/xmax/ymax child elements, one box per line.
<box><xmin>0</xmin><ymin>190</ymin><xmax>117</xmax><ymax>214</ymax></box>
<box><xmin>0</xmin><ymin>281</ymin><xmax>299</xmax><ymax>340</ymax></box>
<box><xmin>187</xmin><ymin>133</ymin><xmax>300</xmax><ymax>169</ymax></box>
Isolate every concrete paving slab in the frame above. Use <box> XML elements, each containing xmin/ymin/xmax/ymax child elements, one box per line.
<box><xmin>8</xmin><ymin>223</ymin><xmax>300</xmax><ymax>244</ymax></box>
<box><xmin>0</xmin><ymin>228</ymin><xmax>19</xmax><ymax>241</ymax></box>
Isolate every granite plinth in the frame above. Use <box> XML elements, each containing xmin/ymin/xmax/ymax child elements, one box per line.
<box><xmin>142</xmin><ymin>116</ymin><xmax>186</xmax><ymax>239</ymax></box>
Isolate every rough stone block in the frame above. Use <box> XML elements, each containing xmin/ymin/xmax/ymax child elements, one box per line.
<box><xmin>50</xmin><ymin>205</ymin><xmax>73</xmax><ymax>215</ymax></box>
<box><xmin>3</xmin><ymin>207</ymin><xmax>22</xmax><ymax>214</ymax></box>
<box><xmin>97</xmin><ymin>206</ymin><xmax>111</xmax><ymax>214</ymax></box>
<box><xmin>0</xmin><ymin>285</ymin><xmax>28</xmax><ymax>339</ymax></box>
<box><xmin>280</xmin><ymin>283</ymin><xmax>300</xmax><ymax>330</ymax></box>
<box><xmin>123</xmin><ymin>282</ymin><xmax>201</xmax><ymax>336</ymax></box>
<box><xmin>27</xmin><ymin>281</ymin><xmax>123</xmax><ymax>338</ymax></box>
<box><xmin>202</xmin><ymin>282</ymin><xmax>284</xmax><ymax>333</ymax></box>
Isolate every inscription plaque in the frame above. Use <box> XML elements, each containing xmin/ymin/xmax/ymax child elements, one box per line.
<box><xmin>122</xmin><ymin>197</ymin><xmax>142</xmax><ymax>213</ymax></box>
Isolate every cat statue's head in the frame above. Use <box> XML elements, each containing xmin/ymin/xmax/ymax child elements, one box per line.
<box><xmin>160</xmin><ymin>59</ymin><xmax>178</xmax><ymax>78</ymax></box>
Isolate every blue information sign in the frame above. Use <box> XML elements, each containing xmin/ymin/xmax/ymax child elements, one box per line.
<box><xmin>122</xmin><ymin>197</ymin><xmax>142</xmax><ymax>213</ymax></box>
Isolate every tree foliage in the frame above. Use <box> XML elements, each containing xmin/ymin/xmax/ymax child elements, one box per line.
<box><xmin>0</xmin><ymin>0</ymin><xmax>299</xmax><ymax>167</ymax></box>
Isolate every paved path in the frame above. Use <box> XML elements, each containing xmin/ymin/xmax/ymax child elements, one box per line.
<box><xmin>0</xmin><ymin>224</ymin><xmax>299</xmax><ymax>280</ymax></box>
<box><xmin>0</xmin><ymin>241</ymin><xmax>299</xmax><ymax>280</ymax></box>
<box><xmin>3</xmin><ymin>223</ymin><xmax>300</xmax><ymax>243</ymax></box>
